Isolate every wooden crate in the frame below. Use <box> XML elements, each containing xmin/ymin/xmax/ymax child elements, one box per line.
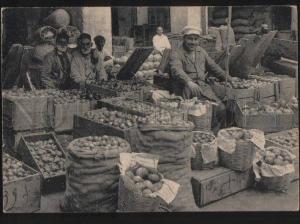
<box><xmin>2</xmin><ymin>128</ymin><xmax>49</xmax><ymax>157</ymax></box>
<box><xmin>17</xmin><ymin>132</ymin><xmax>66</xmax><ymax>194</ymax></box>
<box><xmin>277</xmin><ymin>77</ymin><xmax>296</xmax><ymax>101</ymax></box>
<box><xmin>191</xmin><ymin>167</ymin><xmax>254</xmax><ymax>208</ymax></box>
<box><xmin>3</xmin><ymin>154</ymin><xmax>41</xmax><ymax>213</ymax></box>
<box><xmin>47</xmin><ymin>100</ymin><xmax>95</xmax><ymax>132</ymax></box>
<box><xmin>73</xmin><ymin>114</ymin><xmax>135</xmax><ymax>141</ymax></box>
<box><xmin>212</xmin><ymin>81</ymin><xmax>276</xmax><ymax>103</ymax></box>
<box><xmin>234</xmin><ymin>101</ymin><xmax>295</xmax><ymax>133</ymax></box>
<box><xmin>2</xmin><ymin>96</ymin><xmax>52</xmax><ymax>131</ymax></box>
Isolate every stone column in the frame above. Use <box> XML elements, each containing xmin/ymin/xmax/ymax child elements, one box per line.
<box><xmin>137</xmin><ymin>7</ymin><xmax>148</xmax><ymax>25</ymax></box>
<box><xmin>170</xmin><ymin>6</ymin><xmax>207</xmax><ymax>34</ymax></box>
<box><xmin>81</xmin><ymin>7</ymin><xmax>112</xmax><ymax>54</ymax></box>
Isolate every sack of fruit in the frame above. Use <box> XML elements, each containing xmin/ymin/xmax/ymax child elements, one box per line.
<box><xmin>253</xmin><ymin>146</ymin><xmax>296</xmax><ymax>192</ymax></box>
<box><xmin>33</xmin><ymin>26</ymin><xmax>56</xmax><ymax>44</ymax></box>
<box><xmin>191</xmin><ymin>131</ymin><xmax>218</xmax><ymax>170</ymax></box>
<box><xmin>217</xmin><ymin>127</ymin><xmax>265</xmax><ymax>171</ymax></box>
<box><xmin>117</xmin><ymin>152</ymin><xmax>180</xmax><ymax>212</ymax></box>
<box><xmin>62</xmin><ymin>135</ymin><xmax>131</xmax><ymax>212</ymax></box>
<box><xmin>127</xmin><ymin>115</ymin><xmax>199</xmax><ymax>211</ymax></box>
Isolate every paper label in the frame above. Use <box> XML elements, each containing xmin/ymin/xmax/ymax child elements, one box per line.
<box><xmin>200</xmin><ymin>141</ymin><xmax>218</xmax><ymax>164</ymax></box>
<box><xmin>154</xmin><ymin>179</ymin><xmax>180</xmax><ymax>204</ymax></box>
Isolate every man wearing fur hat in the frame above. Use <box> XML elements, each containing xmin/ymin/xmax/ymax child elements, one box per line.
<box><xmin>169</xmin><ymin>26</ymin><xmax>233</xmax><ymax>130</ymax></box>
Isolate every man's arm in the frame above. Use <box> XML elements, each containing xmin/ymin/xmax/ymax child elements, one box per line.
<box><xmin>41</xmin><ymin>54</ymin><xmax>56</xmax><ymax>89</ymax></box>
<box><xmin>70</xmin><ymin>55</ymin><xmax>84</xmax><ymax>84</ymax></box>
<box><xmin>203</xmin><ymin>49</ymin><xmax>231</xmax><ymax>81</ymax></box>
<box><xmin>164</xmin><ymin>36</ymin><xmax>171</xmax><ymax>49</ymax></box>
<box><xmin>169</xmin><ymin>49</ymin><xmax>192</xmax><ymax>85</ymax></box>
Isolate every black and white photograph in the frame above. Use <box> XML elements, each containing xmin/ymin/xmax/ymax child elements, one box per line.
<box><xmin>1</xmin><ymin>4</ymin><xmax>299</xmax><ymax>214</ymax></box>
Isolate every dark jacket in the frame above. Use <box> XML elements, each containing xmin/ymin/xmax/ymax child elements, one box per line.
<box><xmin>169</xmin><ymin>45</ymin><xmax>228</xmax><ymax>101</ymax></box>
<box><xmin>41</xmin><ymin>49</ymin><xmax>72</xmax><ymax>89</ymax></box>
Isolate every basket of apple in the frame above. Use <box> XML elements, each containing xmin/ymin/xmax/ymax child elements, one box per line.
<box><xmin>254</xmin><ymin>146</ymin><xmax>296</xmax><ymax>192</ymax></box>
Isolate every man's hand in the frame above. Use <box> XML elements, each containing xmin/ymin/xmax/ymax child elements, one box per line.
<box><xmin>187</xmin><ymin>81</ymin><xmax>201</xmax><ymax>96</ymax></box>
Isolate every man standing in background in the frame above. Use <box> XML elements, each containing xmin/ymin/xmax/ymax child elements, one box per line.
<box><xmin>152</xmin><ymin>26</ymin><xmax>171</xmax><ymax>54</ymax></box>
<box><xmin>70</xmin><ymin>33</ymin><xmax>107</xmax><ymax>89</ymax></box>
<box><xmin>41</xmin><ymin>31</ymin><xmax>72</xmax><ymax>89</ymax></box>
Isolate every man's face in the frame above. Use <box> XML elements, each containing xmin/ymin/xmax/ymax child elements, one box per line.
<box><xmin>79</xmin><ymin>38</ymin><xmax>92</xmax><ymax>55</ymax></box>
<box><xmin>56</xmin><ymin>38</ymin><xmax>68</xmax><ymax>53</ymax></box>
<box><xmin>156</xmin><ymin>27</ymin><xmax>163</xmax><ymax>36</ymax></box>
<box><xmin>183</xmin><ymin>34</ymin><xmax>200</xmax><ymax>51</ymax></box>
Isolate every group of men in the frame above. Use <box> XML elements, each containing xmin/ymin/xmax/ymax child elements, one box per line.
<box><xmin>41</xmin><ymin>31</ymin><xmax>112</xmax><ymax>90</ymax></box>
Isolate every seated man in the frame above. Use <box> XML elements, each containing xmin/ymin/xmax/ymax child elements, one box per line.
<box><xmin>41</xmin><ymin>31</ymin><xmax>72</xmax><ymax>89</ymax></box>
<box><xmin>169</xmin><ymin>26</ymin><xmax>232</xmax><ymax>131</ymax></box>
<box><xmin>70</xmin><ymin>33</ymin><xmax>107</xmax><ymax>89</ymax></box>
<box><xmin>152</xmin><ymin>26</ymin><xmax>171</xmax><ymax>54</ymax></box>
<box><xmin>93</xmin><ymin>35</ymin><xmax>114</xmax><ymax>74</ymax></box>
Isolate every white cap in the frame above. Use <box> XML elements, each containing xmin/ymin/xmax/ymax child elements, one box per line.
<box><xmin>182</xmin><ymin>26</ymin><xmax>202</xmax><ymax>36</ymax></box>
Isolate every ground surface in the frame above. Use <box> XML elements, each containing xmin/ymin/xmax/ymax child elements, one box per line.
<box><xmin>38</xmin><ymin>180</ymin><xmax>299</xmax><ymax>212</ymax></box>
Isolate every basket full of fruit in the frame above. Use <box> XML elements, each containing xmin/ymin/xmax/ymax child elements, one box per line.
<box><xmin>118</xmin><ymin>152</ymin><xmax>180</xmax><ymax>212</ymax></box>
<box><xmin>253</xmin><ymin>146</ymin><xmax>296</xmax><ymax>192</ymax></box>
<box><xmin>217</xmin><ymin>127</ymin><xmax>265</xmax><ymax>171</ymax></box>
<box><xmin>191</xmin><ymin>131</ymin><xmax>218</xmax><ymax>170</ymax></box>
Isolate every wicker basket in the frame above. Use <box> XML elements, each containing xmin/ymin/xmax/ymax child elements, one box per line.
<box><xmin>118</xmin><ymin>175</ymin><xmax>161</xmax><ymax>212</ymax></box>
<box><xmin>191</xmin><ymin>131</ymin><xmax>218</xmax><ymax>170</ymax></box>
<box><xmin>258</xmin><ymin>173</ymin><xmax>292</xmax><ymax>192</ymax></box>
<box><xmin>219</xmin><ymin>140</ymin><xmax>255</xmax><ymax>172</ymax></box>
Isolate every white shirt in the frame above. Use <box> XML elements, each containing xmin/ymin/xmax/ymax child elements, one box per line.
<box><xmin>152</xmin><ymin>34</ymin><xmax>171</xmax><ymax>53</ymax></box>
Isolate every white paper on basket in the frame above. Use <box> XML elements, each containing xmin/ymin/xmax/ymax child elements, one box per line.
<box><xmin>217</xmin><ymin>128</ymin><xmax>237</xmax><ymax>154</ymax></box>
<box><xmin>118</xmin><ymin>152</ymin><xmax>180</xmax><ymax>204</ymax></box>
<box><xmin>200</xmin><ymin>141</ymin><xmax>218</xmax><ymax>164</ymax></box>
<box><xmin>153</xmin><ymin>179</ymin><xmax>180</xmax><ymax>204</ymax></box>
<box><xmin>249</xmin><ymin>129</ymin><xmax>265</xmax><ymax>150</ymax></box>
<box><xmin>188</xmin><ymin>103</ymin><xmax>207</xmax><ymax>116</ymax></box>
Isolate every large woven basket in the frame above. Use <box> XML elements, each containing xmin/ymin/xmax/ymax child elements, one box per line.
<box><xmin>258</xmin><ymin>173</ymin><xmax>292</xmax><ymax>192</ymax></box>
<box><xmin>117</xmin><ymin>175</ymin><xmax>161</xmax><ymax>212</ymax></box>
<box><xmin>191</xmin><ymin>131</ymin><xmax>218</xmax><ymax>170</ymax></box>
<box><xmin>219</xmin><ymin>140</ymin><xmax>255</xmax><ymax>172</ymax></box>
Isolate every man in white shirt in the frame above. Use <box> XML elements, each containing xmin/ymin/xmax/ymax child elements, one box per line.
<box><xmin>152</xmin><ymin>26</ymin><xmax>171</xmax><ymax>54</ymax></box>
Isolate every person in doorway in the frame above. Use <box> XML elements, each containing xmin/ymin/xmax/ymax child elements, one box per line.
<box><xmin>169</xmin><ymin>26</ymin><xmax>233</xmax><ymax>131</ymax></box>
<box><xmin>152</xmin><ymin>26</ymin><xmax>171</xmax><ymax>54</ymax></box>
<box><xmin>93</xmin><ymin>35</ymin><xmax>114</xmax><ymax>75</ymax></box>
<box><xmin>70</xmin><ymin>33</ymin><xmax>107</xmax><ymax>89</ymax></box>
<box><xmin>41</xmin><ymin>31</ymin><xmax>72</xmax><ymax>89</ymax></box>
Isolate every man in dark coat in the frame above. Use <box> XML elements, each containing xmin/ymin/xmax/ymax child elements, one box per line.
<box><xmin>41</xmin><ymin>31</ymin><xmax>72</xmax><ymax>89</ymax></box>
<box><xmin>169</xmin><ymin>26</ymin><xmax>233</xmax><ymax>131</ymax></box>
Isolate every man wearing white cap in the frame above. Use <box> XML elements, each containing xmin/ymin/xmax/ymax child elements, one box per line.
<box><xmin>169</xmin><ymin>26</ymin><xmax>232</xmax><ymax>130</ymax></box>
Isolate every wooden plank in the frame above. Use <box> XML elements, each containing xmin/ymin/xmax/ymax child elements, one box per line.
<box><xmin>3</xmin><ymin>154</ymin><xmax>41</xmax><ymax>213</ymax></box>
<box><xmin>201</xmin><ymin>6</ymin><xmax>208</xmax><ymax>35</ymax></box>
<box><xmin>191</xmin><ymin>167</ymin><xmax>254</xmax><ymax>207</ymax></box>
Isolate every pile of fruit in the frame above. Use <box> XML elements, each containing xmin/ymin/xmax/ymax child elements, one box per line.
<box><xmin>266</xmin><ymin>129</ymin><xmax>299</xmax><ymax>151</ymax></box>
<box><xmin>71</xmin><ymin>135</ymin><xmax>130</xmax><ymax>152</ymax></box>
<box><xmin>3</xmin><ymin>154</ymin><xmax>34</xmax><ymax>183</ymax></box>
<box><xmin>84</xmin><ymin>108</ymin><xmax>146</xmax><ymax>129</ymax></box>
<box><xmin>2</xmin><ymin>88</ymin><xmax>58</xmax><ymax>99</ymax></box>
<box><xmin>26</xmin><ymin>139</ymin><xmax>65</xmax><ymax>178</ymax></box>
<box><xmin>135</xmin><ymin>50</ymin><xmax>162</xmax><ymax>81</ymax></box>
<box><xmin>221</xmin><ymin>77</ymin><xmax>275</xmax><ymax>89</ymax></box>
<box><xmin>241</xmin><ymin>100</ymin><xmax>294</xmax><ymax>115</ymax></box>
<box><xmin>262</xmin><ymin>147</ymin><xmax>294</xmax><ymax>166</ymax></box>
<box><xmin>125</xmin><ymin>164</ymin><xmax>163</xmax><ymax>197</ymax></box>
<box><xmin>221</xmin><ymin>128</ymin><xmax>253</xmax><ymax>140</ymax></box>
<box><xmin>193</xmin><ymin>132</ymin><xmax>215</xmax><ymax>144</ymax></box>
<box><xmin>94</xmin><ymin>79</ymin><xmax>148</xmax><ymax>92</ymax></box>
<box><xmin>46</xmin><ymin>89</ymin><xmax>89</xmax><ymax>104</ymax></box>
<box><xmin>140</xmin><ymin>110</ymin><xmax>193</xmax><ymax>128</ymax></box>
<box><xmin>113</xmin><ymin>50</ymin><xmax>134</xmax><ymax>68</ymax></box>
<box><xmin>103</xmin><ymin>98</ymin><xmax>170</xmax><ymax>116</ymax></box>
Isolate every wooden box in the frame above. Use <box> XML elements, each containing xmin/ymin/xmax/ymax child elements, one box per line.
<box><xmin>2</xmin><ymin>95</ymin><xmax>51</xmax><ymax>131</ymax></box>
<box><xmin>47</xmin><ymin>100</ymin><xmax>94</xmax><ymax>132</ymax></box>
<box><xmin>234</xmin><ymin>101</ymin><xmax>295</xmax><ymax>133</ymax></box>
<box><xmin>278</xmin><ymin>77</ymin><xmax>296</xmax><ymax>101</ymax></box>
<box><xmin>3</xmin><ymin>154</ymin><xmax>41</xmax><ymax>213</ymax></box>
<box><xmin>17</xmin><ymin>133</ymin><xmax>66</xmax><ymax>194</ymax></box>
<box><xmin>2</xmin><ymin>128</ymin><xmax>49</xmax><ymax>156</ymax></box>
<box><xmin>191</xmin><ymin>167</ymin><xmax>254</xmax><ymax>207</ymax></box>
<box><xmin>73</xmin><ymin>114</ymin><xmax>136</xmax><ymax>141</ymax></box>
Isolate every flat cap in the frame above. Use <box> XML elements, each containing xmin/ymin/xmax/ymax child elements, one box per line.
<box><xmin>182</xmin><ymin>26</ymin><xmax>202</xmax><ymax>36</ymax></box>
